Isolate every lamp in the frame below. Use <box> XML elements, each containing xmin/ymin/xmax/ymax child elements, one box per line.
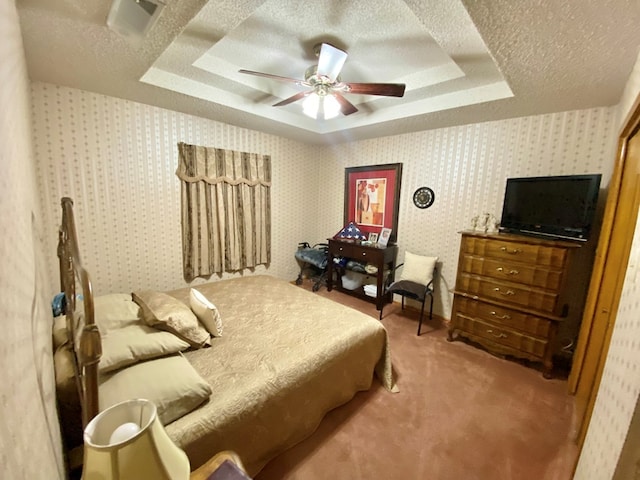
<box><xmin>302</xmin><ymin>92</ymin><xmax>341</xmax><ymax>120</ymax></box>
<box><xmin>82</xmin><ymin>399</ymin><xmax>190</xmax><ymax>480</ymax></box>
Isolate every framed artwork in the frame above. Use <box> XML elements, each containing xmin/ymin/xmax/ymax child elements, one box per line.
<box><xmin>344</xmin><ymin>163</ymin><xmax>403</xmax><ymax>243</ymax></box>
<box><xmin>368</xmin><ymin>232</ymin><xmax>379</xmax><ymax>243</ymax></box>
<box><xmin>378</xmin><ymin>228</ymin><xmax>392</xmax><ymax>247</ymax></box>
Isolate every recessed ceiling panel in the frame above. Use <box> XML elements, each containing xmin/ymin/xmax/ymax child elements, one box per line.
<box><xmin>141</xmin><ymin>0</ymin><xmax>513</xmax><ymax>134</ymax></box>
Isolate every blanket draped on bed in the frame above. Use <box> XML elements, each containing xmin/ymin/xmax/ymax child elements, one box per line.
<box><xmin>165</xmin><ymin>275</ymin><xmax>396</xmax><ymax>475</ymax></box>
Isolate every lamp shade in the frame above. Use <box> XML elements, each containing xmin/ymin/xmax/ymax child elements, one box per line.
<box><xmin>82</xmin><ymin>399</ymin><xmax>190</xmax><ymax>480</ymax></box>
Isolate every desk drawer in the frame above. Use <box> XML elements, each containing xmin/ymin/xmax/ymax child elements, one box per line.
<box><xmin>453</xmin><ymin>296</ymin><xmax>552</xmax><ymax>338</ymax></box>
<box><xmin>457</xmin><ymin>274</ymin><xmax>559</xmax><ymax>313</ymax></box>
<box><xmin>330</xmin><ymin>242</ymin><xmax>383</xmax><ymax>263</ymax></box>
<box><xmin>453</xmin><ymin>313</ymin><xmax>547</xmax><ymax>358</ymax></box>
<box><xmin>460</xmin><ymin>255</ymin><xmax>563</xmax><ymax>291</ymax></box>
<box><xmin>461</xmin><ymin>236</ymin><xmax>568</xmax><ymax>268</ymax></box>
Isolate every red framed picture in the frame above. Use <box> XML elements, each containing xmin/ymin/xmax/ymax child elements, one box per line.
<box><xmin>343</xmin><ymin>163</ymin><xmax>403</xmax><ymax>243</ymax></box>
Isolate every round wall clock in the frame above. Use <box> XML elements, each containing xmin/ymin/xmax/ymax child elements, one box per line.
<box><xmin>413</xmin><ymin>187</ymin><xmax>435</xmax><ymax>209</ymax></box>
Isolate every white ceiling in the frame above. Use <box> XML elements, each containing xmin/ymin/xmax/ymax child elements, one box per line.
<box><xmin>17</xmin><ymin>0</ymin><xmax>640</xmax><ymax>145</ymax></box>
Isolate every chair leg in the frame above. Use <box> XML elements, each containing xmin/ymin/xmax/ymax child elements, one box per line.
<box><xmin>429</xmin><ymin>293</ymin><xmax>434</xmax><ymax>320</ymax></box>
<box><xmin>417</xmin><ymin>297</ymin><xmax>426</xmax><ymax>336</ymax></box>
<box><xmin>379</xmin><ymin>305</ymin><xmax>383</xmax><ymax>321</ymax></box>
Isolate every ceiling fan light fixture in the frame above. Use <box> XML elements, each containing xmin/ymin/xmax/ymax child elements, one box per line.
<box><xmin>302</xmin><ymin>94</ymin><xmax>320</xmax><ymax>119</ymax></box>
<box><xmin>323</xmin><ymin>94</ymin><xmax>341</xmax><ymax>120</ymax></box>
<box><xmin>239</xmin><ymin>41</ymin><xmax>405</xmax><ymax>118</ymax></box>
<box><xmin>302</xmin><ymin>93</ymin><xmax>341</xmax><ymax>120</ymax></box>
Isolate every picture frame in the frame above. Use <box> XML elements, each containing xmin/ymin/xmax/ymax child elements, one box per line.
<box><xmin>378</xmin><ymin>228</ymin><xmax>392</xmax><ymax>247</ymax></box>
<box><xmin>368</xmin><ymin>233</ymin><xmax>379</xmax><ymax>243</ymax></box>
<box><xmin>344</xmin><ymin>163</ymin><xmax>403</xmax><ymax>243</ymax></box>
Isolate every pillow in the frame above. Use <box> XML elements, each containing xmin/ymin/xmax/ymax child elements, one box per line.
<box><xmin>99</xmin><ymin>324</ymin><xmax>190</xmax><ymax>373</ymax></box>
<box><xmin>190</xmin><ymin>288</ymin><xmax>223</xmax><ymax>337</ymax></box>
<box><xmin>52</xmin><ymin>314</ymin><xmax>69</xmax><ymax>349</ymax></box>
<box><xmin>53</xmin><ymin>343</ymin><xmax>77</xmax><ymax>403</ymax></box>
<box><xmin>99</xmin><ymin>353</ymin><xmax>212</xmax><ymax>425</ymax></box>
<box><xmin>92</xmin><ymin>293</ymin><xmax>141</xmax><ymax>333</ymax></box>
<box><xmin>132</xmin><ymin>290</ymin><xmax>210</xmax><ymax>348</ymax></box>
<box><xmin>400</xmin><ymin>252</ymin><xmax>438</xmax><ymax>286</ymax></box>
<box><xmin>53</xmin><ymin>343</ymin><xmax>83</xmax><ymax>449</ymax></box>
<box><xmin>72</xmin><ymin>293</ymin><xmax>142</xmax><ymax>352</ymax></box>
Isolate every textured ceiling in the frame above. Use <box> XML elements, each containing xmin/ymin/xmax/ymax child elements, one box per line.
<box><xmin>17</xmin><ymin>0</ymin><xmax>640</xmax><ymax>144</ymax></box>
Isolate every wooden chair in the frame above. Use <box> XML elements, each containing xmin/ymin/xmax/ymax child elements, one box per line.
<box><xmin>379</xmin><ymin>262</ymin><xmax>436</xmax><ymax>336</ymax></box>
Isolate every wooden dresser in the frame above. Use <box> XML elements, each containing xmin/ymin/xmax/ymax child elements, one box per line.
<box><xmin>448</xmin><ymin>231</ymin><xmax>581</xmax><ymax>377</ymax></box>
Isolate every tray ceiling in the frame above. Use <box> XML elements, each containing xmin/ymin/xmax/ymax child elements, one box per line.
<box><xmin>17</xmin><ymin>0</ymin><xmax>640</xmax><ymax>144</ymax></box>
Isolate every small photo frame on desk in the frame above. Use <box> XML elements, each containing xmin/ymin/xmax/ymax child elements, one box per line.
<box><xmin>378</xmin><ymin>228</ymin><xmax>392</xmax><ymax>247</ymax></box>
<box><xmin>368</xmin><ymin>232</ymin><xmax>379</xmax><ymax>243</ymax></box>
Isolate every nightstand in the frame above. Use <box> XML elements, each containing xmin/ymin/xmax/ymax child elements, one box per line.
<box><xmin>190</xmin><ymin>451</ymin><xmax>251</xmax><ymax>480</ymax></box>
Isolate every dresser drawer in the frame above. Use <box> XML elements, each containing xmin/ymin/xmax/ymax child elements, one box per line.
<box><xmin>461</xmin><ymin>236</ymin><xmax>568</xmax><ymax>268</ymax></box>
<box><xmin>456</xmin><ymin>274</ymin><xmax>559</xmax><ymax>313</ymax></box>
<box><xmin>452</xmin><ymin>313</ymin><xmax>547</xmax><ymax>358</ymax></box>
<box><xmin>453</xmin><ymin>296</ymin><xmax>552</xmax><ymax>338</ymax></box>
<box><xmin>460</xmin><ymin>254</ymin><xmax>563</xmax><ymax>291</ymax></box>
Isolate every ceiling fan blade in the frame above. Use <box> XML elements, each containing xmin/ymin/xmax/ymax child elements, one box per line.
<box><xmin>344</xmin><ymin>82</ymin><xmax>406</xmax><ymax>97</ymax></box>
<box><xmin>333</xmin><ymin>93</ymin><xmax>358</xmax><ymax>116</ymax></box>
<box><xmin>239</xmin><ymin>69</ymin><xmax>308</xmax><ymax>86</ymax></box>
<box><xmin>273</xmin><ymin>91</ymin><xmax>312</xmax><ymax>107</ymax></box>
<box><xmin>316</xmin><ymin>43</ymin><xmax>348</xmax><ymax>82</ymax></box>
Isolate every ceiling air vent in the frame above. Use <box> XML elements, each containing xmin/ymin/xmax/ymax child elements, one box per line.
<box><xmin>107</xmin><ymin>0</ymin><xmax>166</xmax><ymax>44</ymax></box>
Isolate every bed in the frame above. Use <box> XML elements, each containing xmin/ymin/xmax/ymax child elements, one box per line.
<box><xmin>55</xmin><ymin>197</ymin><xmax>397</xmax><ymax>476</ymax></box>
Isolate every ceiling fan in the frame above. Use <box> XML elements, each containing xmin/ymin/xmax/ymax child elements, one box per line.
<box><xmin>239</xmin><ymin>43</ymin><xmax>406</xmax><ymax>119</ymax></box>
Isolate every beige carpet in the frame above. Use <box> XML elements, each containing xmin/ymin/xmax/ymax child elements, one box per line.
<box><xmin>255</xmin><ymin>281</ymin><xmax>579</xmax><ymax>480</ymax></box>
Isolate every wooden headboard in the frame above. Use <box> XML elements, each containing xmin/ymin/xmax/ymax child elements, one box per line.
<box><xmin>57</xmin><ymin>197</ymin><xmax>101</xmax><ymax>427</ymax></box>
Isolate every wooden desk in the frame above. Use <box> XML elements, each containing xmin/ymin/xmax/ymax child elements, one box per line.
<box><xmin>190</xmin><ymin>451</ymin><xmax>251</xmax><ymax>480</ymax></box>
<box><xmin>326</xmin><ymin>239</ymin><xmax>398</xmax><ymax>310</ymax></box>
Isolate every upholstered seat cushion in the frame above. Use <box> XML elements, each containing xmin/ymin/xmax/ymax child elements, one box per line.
<box><xmin>387</xmin><ymin>280</ymin><xmax>428</xmax><ymax>299</ymax></box>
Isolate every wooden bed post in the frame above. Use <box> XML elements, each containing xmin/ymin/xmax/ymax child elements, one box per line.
<box><xmin>58</xmin><ymin>197</ymin><xmax>101</xmax><ymax>426</ymax></box>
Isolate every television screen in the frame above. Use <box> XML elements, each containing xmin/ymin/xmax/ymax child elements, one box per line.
<box><xmin>499</xmin><ymin>174</ymin><xmax>602</xmax><ymax>241</ymax></box>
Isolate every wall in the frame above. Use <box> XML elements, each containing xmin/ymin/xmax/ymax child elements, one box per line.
<box><xmin>32</xmin><ymin>82</ymin><xmax>619</xmax><ymax>347</ymax></box>
<box><xmin>573</xmin><ymin>51</ymin><xmax>640</xmax><ymax>480</ymax></box>
<box><xmin>0</xmin><ymin>0</ymin><xmax>64</xmax><ymax>478</ymax></box>
<box><xmin>32</xmin><ymin>83</ymin><xmax>321</xmax><ymax>297</ymax></box>
<box><xmin>27</xmin><ymin>49</ymin><xmax>638</xmax><ymax>480</ymax></box>
<box><xmin>315</xmin><ymin>109</ymin><xmax>618</xmax><ymax>349</ymax></box>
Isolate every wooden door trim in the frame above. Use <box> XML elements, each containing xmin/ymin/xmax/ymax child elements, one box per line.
<box><xmin>569</xmin><ymin>95</ymin><xmax>640</xmax><ymax>392</ymax></box>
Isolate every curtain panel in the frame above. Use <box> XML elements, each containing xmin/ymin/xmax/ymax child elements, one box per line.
<box><xmin>176</xmin><ymin>142</ymin><xmax>271</xmax><ymax>280</ymax></box>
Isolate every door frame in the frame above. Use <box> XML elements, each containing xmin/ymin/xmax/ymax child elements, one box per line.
<box><xmin>569</xmin><ymin>92</ymin><xmax>640</xmax><ymax>447</ymax></box>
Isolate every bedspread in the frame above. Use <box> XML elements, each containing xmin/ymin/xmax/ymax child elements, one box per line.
<box><xmin>164</xmin><ymin>275</ymin><xmax>396</xmax><ymax>475</ymax></box>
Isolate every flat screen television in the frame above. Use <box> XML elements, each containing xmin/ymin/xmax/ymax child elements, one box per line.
<box><xmin>499</xmin><ymin>174</ymin><xmax>602</xmax><ymax>241</ymax></box>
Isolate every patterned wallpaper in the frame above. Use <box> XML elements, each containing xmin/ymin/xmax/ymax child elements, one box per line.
<box><xmin>32</xmin><ymin>82</ymin><xmax>320</xmax><ymax>296</ymax></box>
<box><xmin>0</xmin><ymin>1</ymin><xmax>64</xmax><ymax>478</ymax></box>
<box><xmin>30</xmin><ymin>78</ymin><xmax>633</xmax><ymax>480</ymax></box>
<box><xmin>315</xmin><ymin>108</ymin><xmax>618</xmax><ymax>349</ymax></box>
<box><xmin>574</xmin><ymin>52</ymin><xmax>640</xmax><ymax>480</ymax></box>
<box><xmin>32</xmin><ymin>82</ymin><xmax>618</xmax><ymax>347</ymax></box>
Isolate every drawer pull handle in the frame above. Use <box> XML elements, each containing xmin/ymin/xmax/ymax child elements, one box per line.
<box><xmin>500</xmin><ymin>247</ymin><xmax>522</xmax><ymax>254</ymax></box>
<box><xmin>362</xmin><ymin>252</ymin><xmax>367</xmax><ymax>256</ymax></box>
<box><xmin>490</xmin><ymin>311</ymin><xmax>512</xmax><ymax>320</ymax></box>
<box><xmin>486</xmin><ymin>329</ymin><xmax>508</xmax><ymax>339</ymax></box>
<box><xmin>496</xmin><ymin>267</ymin><xmax>519</xmax><ymax>275</ymax></box>
<box><xmin>493</xmin><ymin>287</ymin><xmax>515</xmax><ymax>296</ymax></box>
